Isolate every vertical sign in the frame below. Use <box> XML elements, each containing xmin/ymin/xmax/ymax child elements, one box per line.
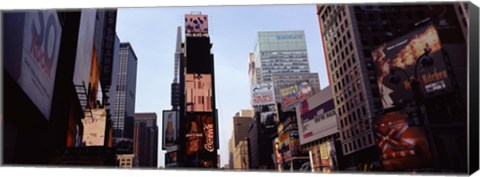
<box><xmin>163</xmin><ymin>110</ymin><xmax>179</xmax><ymax>150</ymax></box>
<box><xmin>100</xmin><ymin>10</ymin><xmax>117</xmax><ymax>88</ymax></box>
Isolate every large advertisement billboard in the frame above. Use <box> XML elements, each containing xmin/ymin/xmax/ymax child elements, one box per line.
<box><xmin>185</xmin><ymin>113</ymin><xmax>216</xmax><ymax>167</ymax></box>
<box><xmin>163</xmin><ymin>110</ymin><xmax>179</xmax><ymax>150</ymax></box>
<box><xmin>251</xmin><ymin>82</ymin><xmax>275</xmax><ymax>106</ymax></box>
<box><xmin>73</xmin><ymin>9</ymin><xmax>96</xmax><ymax>96</ymax></box>
<box><xmin>280</xmin><ymin>80</ymin><xmax>313</xmax><ymax>111</ymax></box>
<box><xmin>374</xmin><ymin>110</ymin><xmax>432</xmax><ymax>170</ymax></box>
<box><xmin>82</xmin><ymin>108</ymin><xmax>107</xmax><ymax>146</ymax></box>
<box><xmin>4</xmin><ymin>11</ymin><xmax>62</xmax><ymax>119</ymax></box>
<box><xmin>185</xmin><ymin>14</ymin><xmax>208</xmax><ymax>35</ymax></box>
<box><xmin>372</xmin><ymin>24</ymin><xmax>453</xmax><ymax>109</ymax></box>
<box><xmin>295</xmin><ymin>91</ymin><xmax>337</xmax><ymax>145</ymax></box>
<box><xmin>185</xmin><ymin>74</ymin><xmax>213</xmax><ymax>112</ymax></box>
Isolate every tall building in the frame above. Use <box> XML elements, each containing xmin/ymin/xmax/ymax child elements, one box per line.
<box><xmin>232</xmin><ymin>112</ymin><xmax>254</xmax><ymax>147</ymax></box>
<box><xmin>133</xmin><ymin>113</ymin><xmax>159</xmax><ymax>168</ymax></box>
<box><xmin>113</xmin><ymin>42</ymin><xmax>138</xmax><ymax>141</ymax></box>
<box><xmin>233</xmin><ymin>140</ymin><xmax>250</xmax><ymax>170</ymax></box>
<box><xmin>178</xmin><ymin>13</ymin><xmax>218</xmax><ymax>168</ymax></box>
<box><xmin>316</xmin><ymin>3</ymin><xmax>468</xmax><ymax>172</ymax></box>
<box><xmin>253</xmin><ymin>31</ymin><xmax>310</xmax><ymax>83</ymax></box>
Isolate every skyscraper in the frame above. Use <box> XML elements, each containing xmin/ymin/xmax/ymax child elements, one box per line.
<box><xmin>252</xmin><ymin>31</ymin><xmax>310</xmax><ymax>83</ymax></box>
<box><xmin>178</xmin><ymin>13</ymin><xmax>218</xmax><ymax>168</ymax></box>
<box><xmin>316</xmin><ymin>3</ymin><xmax>468</xmax><ymax>171</ymax></box>
<box><xmin>113</xmin><ymin>42</ymin><xmax>138</xmax><ymax>141</ymax></box>
<box><xmin>134</xmin><ymin>112</ymin><xmax>159</xmax><ymax>168</ymax></box>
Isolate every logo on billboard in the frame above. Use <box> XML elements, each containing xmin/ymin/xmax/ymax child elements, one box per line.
<box><xmin>374</xmin><ymin>110</ymin><xmax>432</xmax><ymax>170</ymax></box>
<box><xmin>372</xmin><ymin>24</ymin><xmax>453</xmax><ymax>109</ymax></box>
<box><xmin>251</xmin><ymin>82</ymin><xmax>275</xmax><ymax>106</ymax></box>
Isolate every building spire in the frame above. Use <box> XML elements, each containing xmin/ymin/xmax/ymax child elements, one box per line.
<box><xmin>173</xmin><ymin>26</ymin><xmax>182</xmax><ymax>83</ymax></box>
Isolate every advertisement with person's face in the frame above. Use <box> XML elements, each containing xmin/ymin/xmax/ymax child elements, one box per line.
<box><xmin>185</xmin><ymin>113</ymin><xmax>216</xmax><ymax>167</ymax></box>
<box><xmin>374</xmin><ymin>110</ymin><xmax>432</xmax><ymax>170</ymax></box>
<box><xmin>4</xmin><ymin>11</ymin><xmax>62</xmax><ymax>119</ymax></box>
<box><xmin>280</xmin><ymin>80</ymin><xmax>313</xmax><ymax>111</ymax></box>
<box><xmin>372</xmin><ymin>24</ymin><xmax>453</xmax><ymax>109</ymax></box>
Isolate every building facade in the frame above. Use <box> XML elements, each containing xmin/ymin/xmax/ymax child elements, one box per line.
<box><xmin>113</xmin><ymin>42</ymin><xmax>138</xmax><ymax>141</ymax></box>
<box><xmin>317</xmin><ymin>3</ymin><xmax>468</xmax><ymax>172</ymax></box>
<box><xmin>133</xmin><ymin>113</ymin><xmax>159</xmax><ymax>168</ymax></box>
<box><xmin>233</xmin><ymin>140</ymin><xmax>250</xmax><ymax>170</ymax></box>
<box><xmin>253</xmin><ymin>31</ymin><xmax>310</xmax><ymax>83</ymax></box>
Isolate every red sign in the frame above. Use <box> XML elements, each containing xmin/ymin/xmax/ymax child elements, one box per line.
<box><xmin>374</xmin><ymin>110</ymin><xmax>432</xmax><ymax>170</ymax></box>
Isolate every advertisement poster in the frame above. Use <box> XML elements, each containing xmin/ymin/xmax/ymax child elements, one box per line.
<box><xmin>280</xmin><ymin>80</ymin><xmax>313</xmax><ymax>110</ymax></box>
<box><xmin>165</xmin><ymin>151</ymin><xmax>178</xmax><ymax>167</ymax></box>
<box><xmin>295</xmin><ymin>90</ymin><xmax>337</xmax><ymax>145</ymax></box>
<box><xmin>260</xmin><ymin>111</ymin><xmax>278</xmax><ymax>128</ymax></box>
<box><xmin>6</xmin><ymin>11</ymin><xmax>62</xmax><ymax>119</ymax></box>
<box><xmin>185</xmin><ymin>74</ymin><xmax>213</xmax><ymax>112</ymax></box>
<box><xmin>251</xmin><ymin>82</ymin><xmax>275</xmax><ymax>106</ymax></box>
<box><xmin>185</xmin><ymin>113</ymin><xmax>216</xmax><ymax>167</ymax></box>
<box><xmin>163</xmin><ymin>110</ymin><xmax>179</xmax><ymax>150</ymax></box>
<box><xmin>374</xmin><ymin>110</ymin><xmax>432</xmax><ymax>170</ymax></box>
<box><xmin>372</xmin><ymin>24</ymin><xmax>453</xmax><ymax>109</ymax></box>
<box><xmin>185</xmin><ymin>14</ymin><xmax>208</xmax><ymax>34</ymax></box>
<box><xmin>81</xmin><ymin>108</ymin><xmax>107</xmax><ymax>146</ymax></box>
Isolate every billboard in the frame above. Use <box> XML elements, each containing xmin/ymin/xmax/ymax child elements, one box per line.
<box><xmin>251</xmin><ymin>82</ymin><xmax>275</xmax><ymax>106</ymax></box>
<box><xmin>163</xmin><ymin>110</ymin><xmax>179</xmax><ymax>150</ymax></box>
<box><xmin>185</xmin><ymin>113</ymin><xmax>216</xmax><ymax>167</ymax></box>
<box><xmin>4</xmin><ymin>11</ymin><xmax>62</xmax><ymax>119</ymax></box>
<box><xmin>185</xmin><ymin>14</ymin><xmax>208</xmax><ymax>34</ymax></box>
<box><xmin>372</xmin><ymin>24</ymin><xmax>453</xmax><ymax>109</ymax></box>
<box><xmin>280</xmin><ymin>80</ymin><xmax>313</xmax><ymax>110</ymax></box>
<box><xmin>73</xmin><ymin>9</ymin><xmax>96</xmax><ymax>96</ymax></box>
<box><xmin>295</xmin><ymin>90</ymin><xmax>337</xmax><ymax>145</ymax></box>
<box><xmin>260</xmin><ymin>111</ymin><xmax>278</xmax><ymax>128</ymax></box>
<box><xmin>185</xmin><ymin>74</ymin><xmax>213</xmax><ymax>112</ymax></box>
<box><xmin>310</xmin><ymin>141</ymin><xmax>338</xmax><ymax>172</ymax></box>
<box><xmin>374</xmin><ymin>110</ymin><xmax>432</xmax><ymax>170</ymax></box>
<box><xmin>165</xmin><ymin>151</ymin><xmax>178</xmax><ymax>167</ymax></box>
<box><xmin>82</xmin><ymin>108</ymin><xmax>107</xmax><ymax>146</ymax></box>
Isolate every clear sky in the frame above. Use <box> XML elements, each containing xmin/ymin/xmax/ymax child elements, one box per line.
<box><xmin>115</xmin><ymin>4</ymin><xmax>329</xmax><ymax>167</ymax></box>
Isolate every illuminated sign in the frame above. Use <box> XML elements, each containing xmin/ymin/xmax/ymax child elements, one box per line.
<box><xmin>82</xmin><ymin>108</ymin><xmax>107</xmax><ymax>146</ymax></box>
<box><xmin>374</xmin><ymin>110</ymin><xmax>432</xmax><ymax>170</ymax></box>
<box><xmin>163</xmin><ymin>110</ymin><xmax>179</xmax><ymax>150</ymax></box>
<box><xmin>185</xmin><ymin>14</ymin><xmax>208</xmax><ymax>35</ymax></box>
<box><xmin>372</xmin><ymin>24</ymin><xmax>453</xmax><ymax>109</ymax></box>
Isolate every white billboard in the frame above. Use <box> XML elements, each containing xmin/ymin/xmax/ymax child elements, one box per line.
<box><xmin>251</xmin><ymin>82</ymin><xmax>275</xmax><ymax>106</ymax></box>
<box><xmin>295</xmin><ymin>86</ymin><xmax>338</xmax><ymax>145</ymax></box>
<box><xmin>73</xmin><ymin>9</ymin><xmax>96</xmax><ymax>92</ymax></box>
<box><xmin>82</xmin><ymin>108</ymin><xmax>107</xmax><ymax>146</ymax></box>
<box><xmin>7</xmin><ymin>11</ymin><xmax>62</xmax><ymax>119</ymax></box>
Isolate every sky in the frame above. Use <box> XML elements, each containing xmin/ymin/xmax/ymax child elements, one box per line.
<box><xmin>115</xmin><ymin>4</ymin><xmax>329</xmax><ymax>167</ymax></box>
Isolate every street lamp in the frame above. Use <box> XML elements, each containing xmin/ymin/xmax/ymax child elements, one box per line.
<box><xmin>387</xmin><ymin>47</ymin><xmax>439</xmax><ymax>171</ymax></box>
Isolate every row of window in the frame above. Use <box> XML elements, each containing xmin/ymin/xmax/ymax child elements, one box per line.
<box><xmin>342</xmin><ymin>133</ymin><xmax>374</xmax><ymax>154</ymax></box>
